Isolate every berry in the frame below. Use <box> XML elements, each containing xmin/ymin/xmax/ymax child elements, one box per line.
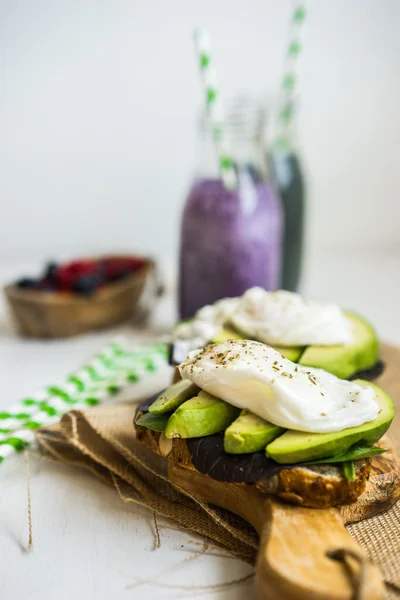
<box><xmin>36</xmin><ymin>279</ymin><xmax>57</xmax><ymax>292</ymax></box>
<box><xmin>43</xmin><ymin>261</ymin><xmax>59</xmax><ymax>282</ymax></box>
<box><xmin>101</xmin><ymin>257</ymin><xmax>146</xmax><ymax>282</ymax></box>
<box><xmin>56</xmin><ymin>259</ymin><xmax>97</xmax><ymax>291</ymax></box>
<box><xmin>73</xmin><ymin>273</ymin><xmax>103</xmax><ymax>295</ymax></box>
<box><xmin>109</xmin><ymin>268</ymin><xmax>132</xmax><ymax>282</ymax></box>
<box><xmin>15</xmin><ymin>278</ymin><xmax>38</xmax><ymax>289</ymax></box>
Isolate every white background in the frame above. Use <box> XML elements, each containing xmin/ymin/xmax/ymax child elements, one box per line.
<box><xmin>1</xmin><ymin>0</ymin><xmax>400</xmax><ymax>267</ymax></box>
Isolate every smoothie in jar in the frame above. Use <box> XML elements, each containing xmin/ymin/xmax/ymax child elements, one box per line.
<box><xmin>179</xmin><ymin>167</ymin><xmax>282</xmax><ymax>319</ymax></box>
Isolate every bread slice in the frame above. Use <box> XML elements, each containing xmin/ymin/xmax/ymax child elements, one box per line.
<box><xmin>136</xmin><ymin>422</ymin><xmax>371</xmax><ymax>509</ymax></box>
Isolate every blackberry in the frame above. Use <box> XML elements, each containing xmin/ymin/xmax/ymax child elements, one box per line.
<box><xmin>73</xmin><ymin>273</ymin><xmax>102</xmax><ymax>295</ymax></box>
<box><xmin>43</xmin><ymin>261</ymin><xmax>59</xmax><ymax>282</ymax></box>
<box><xmin>15</xmin><ymin>278</ymin><xmax>37</xmax><ymax>289</ymax></box>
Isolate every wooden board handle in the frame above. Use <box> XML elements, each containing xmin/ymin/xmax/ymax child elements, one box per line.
<box><xmin>255</xmin><ymin>498</ymin><xmax>385</xmax><ymax>600</ymax></box>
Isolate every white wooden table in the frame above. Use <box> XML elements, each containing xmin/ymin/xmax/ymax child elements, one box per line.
<box><xmin>1</xmin><ymin>252</ymin><xmax>399</xmax><ymax>600</ymax></box>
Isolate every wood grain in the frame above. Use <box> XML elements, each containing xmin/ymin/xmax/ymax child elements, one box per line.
<box><xmin>168</xmin><ymin>455</ymin><xmax>391</xmax><ymax>600</ymax></box>
<box><xmin>161</xmin><ymin>430</ymin><xmax>399</xmax><ymax>600</ymax></box>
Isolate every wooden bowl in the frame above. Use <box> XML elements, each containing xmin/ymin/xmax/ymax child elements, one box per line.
<box><xmin>4</xmin><ymin>256</ymin><xmax>156</xmax><ymax>338</ymax></box>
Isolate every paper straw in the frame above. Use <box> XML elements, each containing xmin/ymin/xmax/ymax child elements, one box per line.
<box><xmin>274</xmin><ymin>2</ymin><xmax>308</xmax><ymax>150</ymax></box>
<box><xmin>193</xmin><ymin>28</ymin><xmax>237</xmax><ymax>189</ymax></box>
<box><xmin>0</xmin><ymin>339</ymin><xmax>169</xmax><ymax>463</ymax></box>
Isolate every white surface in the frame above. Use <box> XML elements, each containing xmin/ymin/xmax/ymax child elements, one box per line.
<box><xmin>1</xmin><ymin>0</ymin><xmax>400</xmax><ymax>264</ymax></box>
<box><xmin>0</xmin><ymin>252</ymin><xmax>399</xmax><ymax>600</ymax></box>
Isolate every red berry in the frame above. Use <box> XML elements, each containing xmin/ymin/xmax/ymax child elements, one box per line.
<box><xmin>55</xmin><ymin>259</ymin><xmax>97</xmax><ymax>290</ymax></box>
<box><xmin>101</xmin><ymin>257</ymin><xmax>146</xmax><ymax>282</ymax></box>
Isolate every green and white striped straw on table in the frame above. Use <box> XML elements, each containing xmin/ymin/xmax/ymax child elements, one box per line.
<box><xmin>0</xmin><ymin>339</ymin><xmax>170</xmax><ymax>463</ymax></box>
<box><xmin>193</xmin><ymin>28</ymin><xmax>237</xmax><ymax>190</ymax></box>
<box><xmin>275</xmin><ymin>2</ymin><xmax>308</xmax><ymax>150</ymax></box>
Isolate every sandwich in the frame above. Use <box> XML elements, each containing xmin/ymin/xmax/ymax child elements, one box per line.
<box><xmin>136</xmin><ymin>339</ymin><xmax>394</xmax><ymax>508</ymax></box>
<box><xmin>169</xmin><ymin>288</ymin><xmax>383</xmax><ymax>381</ymax></box>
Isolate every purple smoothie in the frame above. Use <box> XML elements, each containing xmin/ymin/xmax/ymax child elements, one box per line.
<box><xmin>179</xmin><ymin>175</ymin><xmax>282</xmax><ymax>319</ymax></box>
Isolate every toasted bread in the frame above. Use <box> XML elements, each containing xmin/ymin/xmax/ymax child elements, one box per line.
<box><xmin>136</xmin><ymin>421</ymin><xmax>371</xmax><ymax>509</ymax></box>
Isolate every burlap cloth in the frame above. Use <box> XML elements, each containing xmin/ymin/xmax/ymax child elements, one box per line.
<box><xmin>37</xmin><ymin>344</ymin><xmax>400</xmax><ymax>598</ymax></box>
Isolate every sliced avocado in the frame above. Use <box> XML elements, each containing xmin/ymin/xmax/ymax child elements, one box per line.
<box><xmin>148</xmin><ymin>380</ymin><xmax>199</xmax><ymax>415</ymax></box>
<box><xmin>136</xmin><ymin>412</ymin><xmax>169</xmax><ymax>432</ymax></box>
<box><xmin>211</xmin><ymin>325</ymin><xmax>245</xmax><ymax>343</ymax></box>
<box><xmin>274</xmin><ymin>345</ymin><xmax>304</xmax><ymax>362</ymax></box>
<box><xmin>266</xmin><ymin>381</ymin><xmax>394</xmax><ymax>464</ymax></box>
<box><xmin>212</xmin><ymin>326</ymin><xmax>303</xmax><ymax>361</ymax></box>
<box><xmin>224</xmin><ymin>409</ymin><xmax>285</xmax><ymax>454</ymax></box>
<box><xmin>165</xmin><ymin>390</ymin><xmax>240</xmax><ymax>439</ymax></box>
<box><xmin>298</xmin><ymin>312</ymin><xmax>379</xmax><ymax>379</ymax></box>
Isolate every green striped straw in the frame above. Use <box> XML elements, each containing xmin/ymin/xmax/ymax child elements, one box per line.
<box><xmin>274</xmin><ymin>2</ymin><xmax>308</xmax><ymax>150</ymax></box>
<box><xmin>193</xmin><ymin>28</ymin><xmax>237</xmax><ymax>190</ymax></box>
<box><xmin>0</xmin><ymin>339</ymin><xmax>169</xmax><ymax>463</ymax></box>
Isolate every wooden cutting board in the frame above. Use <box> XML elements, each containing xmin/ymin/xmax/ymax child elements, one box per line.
<box><xmin>160</xmin><ymin>344</ymin><xmax>400</xmax><ymax>600</ymax></box>
<box><xmin>166</xmin><ymin>437</ymin><xmax>399</xmax><ymax>600</ymax></box>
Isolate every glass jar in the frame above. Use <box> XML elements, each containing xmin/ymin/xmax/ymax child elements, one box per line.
<box><xmin>178</xmin><ymin>98</ymin><xmax>283</xmax><ymax>319</ymax></box>
<box><xmin>268</xmin><ymin>98</ymin><xmax>306</xmax><ymax>292</ymax></box>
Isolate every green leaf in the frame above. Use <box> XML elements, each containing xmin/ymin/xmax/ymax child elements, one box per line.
<box><xmin>307</xmin><ymin>444</ymin><xmax>388</xmax><ymax>465</ymax></box>
<box><xmin>343</xmin><ymin>461</ymin><xmax>356</xmax><ymax>481</ymax></box>
<box><xmin>135</xmin><ymin>412</ymin><xmax>169</xmax><ymax>432</ymax></box>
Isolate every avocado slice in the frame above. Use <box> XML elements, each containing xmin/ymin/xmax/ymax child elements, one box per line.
<box><xmin>274</xmin><ymin>345</ymin><xmax>304</xmax><ymax>362</ymax></box>
<box><xmin>266</xmin><ymin>381</ymin><xmax>394</xmax><ymax>464</ymax></box>
<box><xmin>224</xmin><ymin>409</ymin><xmax>285</xmax><ymax>454</ymax></box>
<box><xmin>148</xmin><ymin>380</ymin><xmax>199</xmax><ymax>415</ymax></box>
<box><xmin>165</xmin><ymin>390</ymin><xmax>240</xmax><ymax>439</ymax></box>
<box><xmin>211</xmin><ymin>325</ymin><xmax>303</xmax><ymax>362</ymax></box>
<box><xmin>211</xmin><ymin>325</ymin><xmax>245</xmax><ymax>342</ymax></box>
<box><xmin>298</xmin><ymin>312</ymin><xmax>379</xmax><ymax>379</ymax></box>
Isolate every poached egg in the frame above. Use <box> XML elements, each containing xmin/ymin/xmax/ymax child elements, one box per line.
<box><xmin>230</xmin><ymin>288</ymin><xmax>353</xmax><ymax>347</ymax></box>
<box><xmin>179</xmin><ymin>340</ymin><xmax>379</xmax><ymax>433</ymax></box>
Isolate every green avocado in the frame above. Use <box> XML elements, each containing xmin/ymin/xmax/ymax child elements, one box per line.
<box><xmin>274</xmin><ymin>345</ymin><xmax>304</xmax><ymax>362</ymax></box>
<box><xmin>224</xmin><ymin>409</ymin><xmax>285</xmax><ymax>454</ymax></box>
<box><xmin>211</xmin><ymin>325</ymin><xmax>303</xmax><ymax>361</ymax></box>
<box><xmin>165</xmin><ymin>390</ymin><xmax>240</xmax><ymax>439</ymax></box>
<box><xmin>211</xmin><ymin>325</ymin><xmax>245</xmax><ymax>342</ymax></box>
<box><xmin>148</xmin><ymin>380</ymin><xmax>199</xmax><ymax>415</ymax></box>
<box><xmin>298</xmin><ymin>312</ymin><xmax>379</xmax><ymax>379</ymax></box>
<box><xmin>266</xmin><ymin>381</ymin><xmax>394</xmax><ymax>464</ymax></box>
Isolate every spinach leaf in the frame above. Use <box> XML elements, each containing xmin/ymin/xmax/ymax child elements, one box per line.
<box><xmin>343</xmin><ymin>461</ymin><xmax>356</xmax><ymax>481</ymax></box>
<box><xmin>136</xmin><ymin>412</ymin><xmax>169</xmax><ymax>432</ymax></box>
<box><xmin>307</xmin><ymin>444</ymin><xmax>387</xmax><ymax>465</ymax></box>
